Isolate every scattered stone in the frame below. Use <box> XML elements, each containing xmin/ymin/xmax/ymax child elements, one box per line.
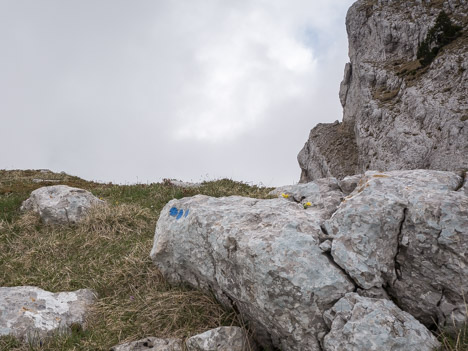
<box><xmin>151</xmin><ymin>195</ymin><xmax>355</xmax><ymax>351</ymax></box>
<box><xmin>32</xmin><ymin>179</ymin><xmax>61</xmax><ymax>183</ymax></box>
<box><xmin>165</xmin><ymin>179</ymin><xmax>201</xmax><ymax>188</ymax></box>
<box><xmin>185</xmin><ymin>326</ymin><xmax>248</xmax><ymax>351</ymax></box>
<box><xmin>319</xmin><ymin>240</ymin><xmax>332</xmax><ymax>253</ymax></box>
<box><xmin>325</xmin><ymin>170</ymin><xmax>468</xmax><ymax>331</ymax></box>
<box><xmin>322</xmin><ymin>293</ymin><xmax>440</xmax><ymax>351</ymax></box>
<box><xmin>110</xmin><ymin>337</ymin><xmax>183</xmax><ymax>351</ymax></box>
<box><xmin>0</xmin><ymin>286</ymin><xmax>96</xmax><ymax>343</ymax></box>
<box><xmin>21</xmin><ymin>185</ymin><xmax>104</xmax><ymax>225</ymax></box>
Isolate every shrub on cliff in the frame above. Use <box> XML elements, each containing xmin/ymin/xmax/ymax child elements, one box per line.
<box><xmin>417</xmin><ymin>11</ymin><xmax>462</xmax><ymax>67</ymax></box>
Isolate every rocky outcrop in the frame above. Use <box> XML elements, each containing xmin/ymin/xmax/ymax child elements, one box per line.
<box><xmin>151</xmin><ymin>169</ymin><xmax>466</xmax><ymax>350</ymax></box>
<box><xmin>21</xmin><ymin>185</ymin><xmax>104</xmax><ymax>224</ymax></box>
<box><xmin>325</xmin><ymin>170</ymin><xmax>468</xmax><ymax>332</ymax></box>
<box><xmin>322</xmin><ymin>293</ymin><xmax>440</xmax><ymax>351</ymax></box>
<box><xmin>299</xmin><ymin>0</ymin><xmax>468</xmax><ymax>182</ymax></box>
<box><xmin>151</xmin><ymin>195</ymin><xmax>355</xmax><ymax>351</ymax></box>
<box><xmin>0</xmin><ymin>286</ymin><xmax>96</xmax><ymax>343</ymax></box>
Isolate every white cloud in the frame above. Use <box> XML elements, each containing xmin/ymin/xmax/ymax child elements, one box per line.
<box><xmin>0</xmin><ymin>0</ymin><xmax>355</xmax><ymax>186</ymax></box>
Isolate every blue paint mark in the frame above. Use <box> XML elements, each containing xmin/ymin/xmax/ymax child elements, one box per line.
<box><xmin>169</xmin><ymin>207</ymin><xmax>178</xmax><ymax>217</ymax></box>
<box><xmin>176</xmin><ymin>209</ymin><xmax>184</xmax><ymax>220</ymax></box>
<box><xmin>184</xmin><ymin>209</ymin><xmax>189</xmax><ymax>218</ymax></box>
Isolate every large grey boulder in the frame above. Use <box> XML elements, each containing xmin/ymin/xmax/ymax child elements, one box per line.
<box><xmin>21</xmin><ymin>185</ymin><xmax>104</xmax><ymax>224</ymax></box>
<box><xmin>151</xmin><ymin>195</ymin><xmax>355</xmax><ymax>351</ymax></box>
<box><xmin>0</xmin><ymin>286</ymin><xmax>96</xmax><ymax>343</ymax></box>
<box><xmin>185</xmin><ymin>326</ymin><xmax>248</xmax><ymax>351</ymax></box>
<box><xmin>110</xmin><ymin>337</ymin><xmax>183</xmax><ymax>351</ymax></box>
<box><xmin>322</xmin><ymin>293</ymin><xmax>440</xmax><ymax>351</ymax></box>
<box><xmin>299</xmin><ymin>0</ymin><xmax>468</xmax><ymax>182</ymax></box>
<box><xmin>325</xmin><ymin>170</ymin><xmax>468</xmax><ymax>331</ymax></box>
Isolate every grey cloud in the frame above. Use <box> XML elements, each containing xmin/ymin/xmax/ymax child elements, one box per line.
<box><xmin>1</xmin><ymin>0</ymin><xmax>355</xmax><ymax>186</ymax></box>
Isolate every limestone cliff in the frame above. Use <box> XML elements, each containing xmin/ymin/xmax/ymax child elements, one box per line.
<box><xmin>299</xmin><ymin>0</ymin><xmax>468</xmax><ymax>182</ymax></box>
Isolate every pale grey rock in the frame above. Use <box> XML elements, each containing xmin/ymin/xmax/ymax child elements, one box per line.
<box><xmin>21</xmin><ymin>185</ymin><xmax>104</xmax><ymax>224</ymax></box>
<box><xmin>299</xmin><ymin>0</ymin><xmax>468</xmax><ymax>182</ymax></box>
<box><xmin>185</xmin><ymin>326</ymin><xmax>248</xmax><ymax>351</ymax></box>
<box><xmin>322</xmin><ymin>293</ymin><xmax>440</xmax><ymax>351</ymax></box>
<box><xmin>166</xmin><ymin>179</ymin><xmax>201</xmax><ymax>188</ymax></box>
<box><xmin>0</xmin><ymin>286</ymin><xmax>96</xmax><ymax>343</ymax></box>
<box><xmin>32</xmin><ymin>179</ymin><xmax>60</xmax><ymax>183</ymax></box>
<box><xmin>110</xmin><ymin>337</ymin><xmax>183</xmax><ymax>351</ymax></box>
<box><xmin>151</xmin><ymin>195</ymin><xmax>355</xmax><ymax>351</ymax></box>
<box><xmin>325</xmin><ymin>170</ymin><xmax>468</xmax><ymax>331</ymax></box>
<box><xmin>268</xmin><ymin>178</ymin><xmax>343</xmax><ymax>222</ymax></box>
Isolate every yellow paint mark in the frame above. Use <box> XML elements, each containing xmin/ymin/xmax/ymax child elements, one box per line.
<box><xmin>373</xmin><ymin>174</ymin><xmax>389</xmax><ymax>178</ymax></box>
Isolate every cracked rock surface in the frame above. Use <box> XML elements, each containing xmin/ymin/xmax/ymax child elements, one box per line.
<box><xmin>0</xmin><ymin>286</ymin><xmax>96</xmax><ymax>343</ymax></box>
<box><xmin>21</xmin><ymin>185</ymin><xmax>104</xmax><ymax>225</ymax></box>
<box><xmin>151</xmin><ymin>169</ymin><xmax>465</xmax><ymax>349</ymax></box>
<box><xmin>322</xmin><ymin>293</ymin><xmax>440</xmax><ymax>351</ymax></box>
<box><xmin>150</xmin><ymin>195</ymin><xmax>354</xmax><ymax>351</ymax></box>
<box><xmin>325</xmin><ymin>170</ymin><xmax>468</xmax><ymax>331</ymax></box>
<box><xmin>299</xmin><ymin>0</ymin><xmax>468</xmax><ymax>182</ymax></box>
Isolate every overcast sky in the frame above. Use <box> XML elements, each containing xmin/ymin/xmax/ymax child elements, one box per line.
<box><xmin>1</xmin><ymin>0</ymin><xmax>355</xmax><ymax>186</ymax></box>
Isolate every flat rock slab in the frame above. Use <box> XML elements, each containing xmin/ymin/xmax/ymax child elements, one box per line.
<box><xmin>0</xmin><ymin>286</ymin><xmax>96</xmax><ymax>343</ymax></box>
<box><xmin>151</xmin><ymin>195</ymin><xmax>354</xmax><ymax>351</ymax></box>
<box><xmin>186</xmin><ymin>326</ymin><xmax>248</xmax><ymax>351</ymax></box>
<box><xmin>322</xmin><ymin>293</ymin><xmax>440</xmax><ymax>351</ymax></box>
<box><xmin>325</xmin><ymin>170</ymin><xmax>468</xmax><ymax>330</ymax></box>
<box><xmin>21</xmin><ymin>185</ymin><xmax>104</xmax><ymax>224</ymax></box>
<box><xmin>110</xmin><ymin>337</ymin><xmax>183</xmax><ymax>351</ymax></box>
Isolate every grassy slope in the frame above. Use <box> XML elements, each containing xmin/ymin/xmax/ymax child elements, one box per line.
<box><xmin>1</xmin><ymin>170</ymin><xmax>466</xmax><ymax>350</ymax></box>
<box><xmin>0</xmin><ymin>170</ymin><xmax>273</xmax><ymax>350</ymax></box>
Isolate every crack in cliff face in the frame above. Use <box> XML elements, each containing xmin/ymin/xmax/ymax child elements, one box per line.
<box><xmin>455</xmin><ymin>170</ymin><xmax>466</xmax><ymax>191</ymax></box>
<box><xmin>322</xmin><ymin>251</ymin><xmax>359</xmax><ymax>292</ymax></box>
<box><xmin>393</xmin><ymin>207</ymin><xmax>408</xmax><ymax>282</ymax></box>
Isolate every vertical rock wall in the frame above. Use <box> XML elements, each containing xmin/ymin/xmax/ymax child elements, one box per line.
<box><xmin>299</xmin><ymin>0</ymin><xmax>468</xmax><ymax>182</ymax></box>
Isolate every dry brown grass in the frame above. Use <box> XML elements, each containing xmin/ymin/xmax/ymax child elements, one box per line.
<box><xmin>0</xmin><ymin>204</ymin><xmax>237</xmax><ymax>350</ymax></box>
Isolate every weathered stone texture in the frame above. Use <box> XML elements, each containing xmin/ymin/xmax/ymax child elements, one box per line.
<box><xmin>21</xmin><ymin>185</ymin><xmax>104</xmax><ymax>224</ymax></box>
<box><xmin>185</xmin><ymin>326</ymin><xmax>248</xmax><ymax>351</ymax></box>
<box><xmin>299</xmin><ymin>0</ymin><xmax>468</xmax><ymax>181</ymax></box>
<box><xmin>0</xmin><ymin>286</ymin><xmax>96</xmax><ymax>342</ymax></box>
<box><xmin>322</xmin><ymin>293</ymin><xmax>440</xmax><ymax>351</ymax></box>
<box><xmin>325</xmin><ymin>170</ymin><xmax>468</xmax><ymax>331</ymax></box>
<box><xmin>151</xmin><ymin>195</ymin><xmax>355</xmax><ymax>351</ymax></box>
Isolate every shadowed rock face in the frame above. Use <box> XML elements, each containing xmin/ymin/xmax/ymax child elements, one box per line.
<box><xmin>299</xmin><ymin>0</ymin><xmax>468</xmax><ymax>182</ymax></box>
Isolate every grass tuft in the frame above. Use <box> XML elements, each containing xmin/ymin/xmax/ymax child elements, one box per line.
<box><xmin>0</xmin><ymin>170</ymin><xmax>272</xmax><ymax>350</ymax></box>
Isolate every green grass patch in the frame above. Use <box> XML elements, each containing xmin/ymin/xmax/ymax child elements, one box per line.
<box><xmin>0</xmin><ymin>170</ymin><xmax>272</xmax><ymax>350</ymax></box>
